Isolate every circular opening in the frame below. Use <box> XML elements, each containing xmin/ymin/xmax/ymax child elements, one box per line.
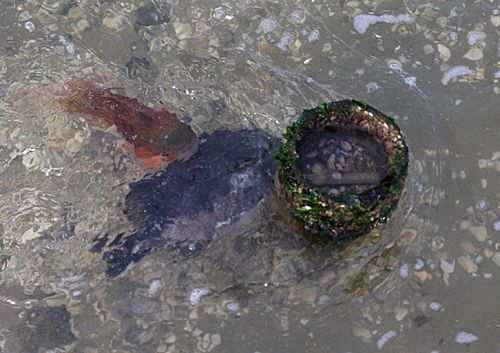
<box><xmin>276</xmin><ymin>100</ymin><xmax>409</xmax><ymax>239</ymax></box>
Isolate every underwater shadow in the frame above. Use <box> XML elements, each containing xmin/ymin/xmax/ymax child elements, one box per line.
<box><xmin>91</xmin><ymin>129</ymin><xmax>280</xmax><ymax>277</ymax></box>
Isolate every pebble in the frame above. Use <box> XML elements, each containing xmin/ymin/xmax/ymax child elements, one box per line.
<box><xmin>455</xmin><ymin>332</ymin><xmax>478</xmax><ymax>344</ymax></box>
<box><xmin>199</xmin><ymin>333</ymin><xmax>221</xmax><ymax>352</ymax></box>
<box><xmin>437</xmin><ymin>43</ymin><xmax>451</xmax><ymax>62</ymax></box>
<box><xmin>257</xmin><ymin>18</ymin><xmax>277</xmax><ymax>34</ymax></box>
<box><xmin>491</xmin><ymin>15</ymin><xmax>500</xmax><ymax>27</ymax></box>
<box><xmin>366</xmin><ymin>82</ymin><xmax>380</xmax><ymax>92</ymax></box>
<box><xmin>341</xmin><ymin>141</ymin><xmax>352</xmax><ymax>151</ymax></box>
<box><xmin>469</xmin><ymin>225</ymin><xmax>487</xmax><ymax>242</ymax></box>
<box><xmin>306</xmin><ymin>151</ymin><xmax>318</xmax><ymax>158</ymax></box>
<box><xmin>423</xmin><ymin>44</ymin><xmax>434</xmax><ymax>54</ymax></box>
<box><xmin>311</xmin><ymin>163</ymin><xmax>324</xmax><ymax>174</ymax></box>
<box><xmin>327</xmin><ymin>154</ymin><xmax>336</xmax><ymax>168</ymax></box>
<box><xmin>165</xmin><ymin>333</ymin><xmax>176</xmax><ymax>344</ymax></box>
<box><xmin>24</xmin><ymin>21</ymin><xmax>35</xmax><ymax>32</ymax></box>
<box><xmin>77</xmin><ymin>19</ymin><xmax>90</xmax><ymax>32</ymax></box>
<box><xmin>189</xmin><ymin>288</ymin><xmax>210</xmax><ymax>305</ymax></box>
<box><xmin>102</xmin><ymin>15</ymin><xmax>122</xmax><ymax>30</ymax></box>
<box><xmin>58</xmin><ymin>35</ymin><xmax>75</xmax><ymax>55</ymax></box>
<box><xmin>429</xmin><ymin>302</ymin><xmax>442</xmax><ymax>311</ymax></box>
<box><xmin>476</xmin><ymin>199</ymin><xmax>488</xmax><ymax>211</ymax></box>
<box><xmin>331</xmin><ymin>172</ymin><xmax>342</xmax><ymax>180</ymax></box>
<box><xmin>147</xmin><ymin>279</ymin><xmax>161</xmax><ymax>296</ymax></box>
<box><xmin>414</xmin><ymin>259</ymin><xmax>425</xmax><ymax>270</ymax></box>
<box><xmin>226</xmin><ymin>301</ymin><xmax>239</xmax><ymax>312</ymax></box>
<box><xmin>353</xmin><ymin>13</ymin><xmax>412</xmax><ymax>34</ymax></box>
<box><xmin>317</xmin><ymin>294</ymin><xmax>331</xmax><ymax>305</ymax></box>
<box><xmin>135</xmin><ymin>3</ymin><xmax>170</xmax><ymax>26</ymax></box>
<box><xmin>399</xmin><ymin>263</ymin><xmax>409</xmax><ymax>278</ymax></box>
<box><xmin>441</xmin><ymin>66</ymin><xmax>473</xmax><ymax>86</ymax></box>
<box><xmin>376</xmin><ymin>330</ymin><xmax>397</xmax><ymax>349</ymax></box>
<box><xmin>463</xmin><ymin>47</ymin><xmax>483</xmax><ymax>61</ymax></box>
<box><xmin>307</xmin><ymin>29</ymin><xmax>320</xmax><ymax>43</ymax></box>
<box><xmin>353</xmin><ymin>326</ymin><xmax>372</xmax><ymax>341</ymax></box>
<box><xmin>467</xmin><ymin>31</ymin><xmax>486</xmax><ymax>45</ymax></box>
<box><xmin>394</xmin><ymin>306</ymin><xmax>408</xmax><ymax>321</ymax></box>
<box><xmin>493</xmin><ymin>220</ymin><xmax>500</xmax><ymax>232</ymax></box>
<box><xmin>212</xmin><ymin>7</ymin><xmax>226</xmax><ymax>21</ymax></box>
<box><xmin>457</xmin><ymin>255</ymin><xmax>478</xmax><ymax>274</ymax></box>
<box><xmin>174</xmin><ymin>21</ymin><xmax>192</xmax><ymax>40</ymax></box>
<box><xmin>288</xmin><ymin>10</ymin><xmax>306</xmax><ymax>25</ymax></box>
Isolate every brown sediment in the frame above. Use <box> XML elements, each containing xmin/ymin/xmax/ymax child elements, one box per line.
<box><xmin>58</xmin><ymin>79</ymin><xmax>198</xmax><ymax>168</ymax></box>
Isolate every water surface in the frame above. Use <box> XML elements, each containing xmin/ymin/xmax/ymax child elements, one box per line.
<box><xmin>0</xmin><ymin>0</ymin><xmax>499</xmax><ymax>352</ymax></box>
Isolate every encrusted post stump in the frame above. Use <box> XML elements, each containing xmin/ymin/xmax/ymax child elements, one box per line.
<box><xmin>276</xmin><ymin>100</ymin><xmax>409</xmax><ymax>239</ymax></box>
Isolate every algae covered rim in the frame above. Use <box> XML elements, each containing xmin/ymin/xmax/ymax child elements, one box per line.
<box><xmin>276</xmin><ymin>99</ymin><xmax>409</xmax><ymax>239</ymax></box>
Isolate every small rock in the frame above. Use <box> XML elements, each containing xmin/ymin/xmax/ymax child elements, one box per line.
<box><xmin>327</xmin><ymin>154</ymin><xmax>336</xmax><ymax>168</ymax></box>
<box><xmin>376</xmin><ymin>330</ymin><xmax>397</xmax><ymax>349</ymax></box>
<box><xmin>199</xmin><ymin>333</ymin><xmax>221</xmax><ymax>352</ymax></box>
<box><xmin>437</xmin><ymin>43</ymin><xmax>451</xmax><ymax>61</ymax></box>
<box><xmin>455</xmin><ymin>331</ymin><xmax>478</xmax><ymax>344</ymax></box>
<box><xmin>299</xmin><ymin>318</ymin><xmax>310</xmax><ymax>325</ymax></box>
<box><xmin>341</xmin><ymin>140</ymin><xmax>352</xmax><ymax>151</ymax></box>
<box><xmin>469</xmin><ymin>225</ymin><xmax>487</xmax><ymax>242</ymax></box>
<box><xmin>307</xmin><ymin>29</ymin><xmax>320</xmax><ymax>43</ymax></box>
<box><xmin>306</xmin><ymin>151</ymin><xmax>318</xmax><ymax>158</ymax></box>
<box><xmin>492</xmin><ymin>252</ymin><xmax>500</xmax><ymax>266</ymax></box>
<box><xmin>317</xmin><ymin>294</ymin><xmax>331</xmax><ymax>305</ymax></box>
<box><xmin>423</xmin><ymin>44</ymin><xmax>434</xmax><ymax>54</ymax></box>
<box><xmin>288</xmin><ymin>10</ymin><xmax>306</xmax><ymax>25</ymax></box>
<box><xmin>413</xmin><ymin>315</ymin><xmax>430</xmax><ymax>327</ymax></box>
<box><xmin>310</xmin><ymin>163</ymin><xmax>324</xmax><ymax>174</ymax></box>
<box><xmin>429</xmin><ymin>302</ymin><xmax>442</xmax><ymax>311</ymax></box>
<box><xmin>212</xmin><ymin>7</ymin><xmax>226</xmax><ymax>21</ymax></box>
<box><xmin>174</xmin><ymin>21</ymin><xmax>192</xmax><ymax>40</ymax></box>
<box><xmin>399</xmin><ymin>263</ymin><xmax>409</xmax><ymax>278</ymax></box>
<box><xmin>135</xmin><ymin>3</ymin><xmax>170</xmax><ymax>26</ymax></box>
<box><xmin>414</xmin><ymin>258</ymin><xmax>425</xmax><ymax>270</ymax></box>
<box><xmin>353</xmin><ymin>326</ymin><xmax>372</xmax><ymax>342</ymax></box>
<box><xmin>491</xmin><ymin>15</ymin><xmax>500</xmax><ymax>27</ymax></box>
<box><xmin>328</xmin><ymin>188</ymin><xmax>340</xmax><ymax>196</ymax></box>
<box><xmin>463</xmin><ymin>47</ymin><xmax>483</xmax><ymax>61</ymax></box>
<box><xmin>226</xmin><ymin>301</ymin><xmax>239</xmax><ymax>312</ymax></box>
<box><xmin>165</xmin><ymin>333</ymin><xmax>176</xmax><ymax>344</ymax></box>
<box><xmin>331</xmin><ymin>171</ymin><xmax>342</xmax><ymax>180</ymax></box>
<box><xmin>492</xmin><ymin>219</ymin><xmax>500</xmax><ymax>232</ymax></box>
<box><xmin>466</xmin><ymin>31</ymin><xmax>486</xmax><ymax>45</ymax></box>
<box><xmin>24</xmin><ymin>21</ymin><xmax>35</xmax><ymax>32</ymax></box>
<box><xmin>394</xmin><ymin>306</ymin><xmax>408</xmax><ymax>321</ymax></box>
<box><xmin>457</xmin><ymin>255</ymin><xmax>478</xmax><ymax>274</ymax></box>
<box><xmin>103</xmin><ymin>15</ymin><xmax>122</xmax><ymax>30</ymax></box>
<box><xmin>189</xmin><ymin>288</ymin><xmax>210</xmax><ymax>305</ymax></box>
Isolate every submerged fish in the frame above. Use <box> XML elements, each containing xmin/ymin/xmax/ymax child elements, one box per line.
<box><xmin>59</xmin><ymin>79</ymin><xmax>199</xmax><ymax>168</ymax></box>
<box><xmin>92</xmin><ymin>129</ymin><xmax>279</xmax><ymax>277</ymax></box>
<box><xmin>59</xmin><ymin>79</ymin><xmax>279</xmax><ymax>276</ymax></box>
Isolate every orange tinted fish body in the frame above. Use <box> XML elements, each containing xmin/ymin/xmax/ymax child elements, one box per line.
<box><xmin>59</xmin><ymin>79</ymin><xmax>198</xmax><ymax>168</ymax></box>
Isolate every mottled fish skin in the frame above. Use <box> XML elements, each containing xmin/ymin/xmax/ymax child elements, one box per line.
<box><xmin>92</xmin><ymin>129</ymin><xmax>279</xmax><ymax>277</ymax></box>
<box><xmin>59</xmin><ymin>79</ymin><xmax>199</xmax><ymax>168</ymax></box>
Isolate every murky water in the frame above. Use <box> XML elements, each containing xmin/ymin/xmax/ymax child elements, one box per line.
<box><xmin>0</xmin><ymin>0</ymin><xmax>499</xmax><ymax>352</ymax></box>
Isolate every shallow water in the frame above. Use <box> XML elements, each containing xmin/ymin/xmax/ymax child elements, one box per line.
<box><xmin>0</xmin><ymin>0</ymin><xmax>499</xmax><ymax>352</ymax></box>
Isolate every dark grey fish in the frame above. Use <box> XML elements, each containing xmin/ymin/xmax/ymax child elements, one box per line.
<box><xmin>92</xmin><ymin>129</ymin><xmax>279</xmax><ymax>277</ymax></box>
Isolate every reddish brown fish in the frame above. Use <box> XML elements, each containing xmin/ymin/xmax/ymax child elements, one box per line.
<box><xmin>59</xmin><ymin>79</ymin><xmax>198</xmax><ymax>168</ymax></box>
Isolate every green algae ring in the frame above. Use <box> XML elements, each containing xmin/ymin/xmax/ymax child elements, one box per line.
<box><xmin>276</xmin><ymin>100</ymin><xmax>409</xmax><ymax>239</ymax></box>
